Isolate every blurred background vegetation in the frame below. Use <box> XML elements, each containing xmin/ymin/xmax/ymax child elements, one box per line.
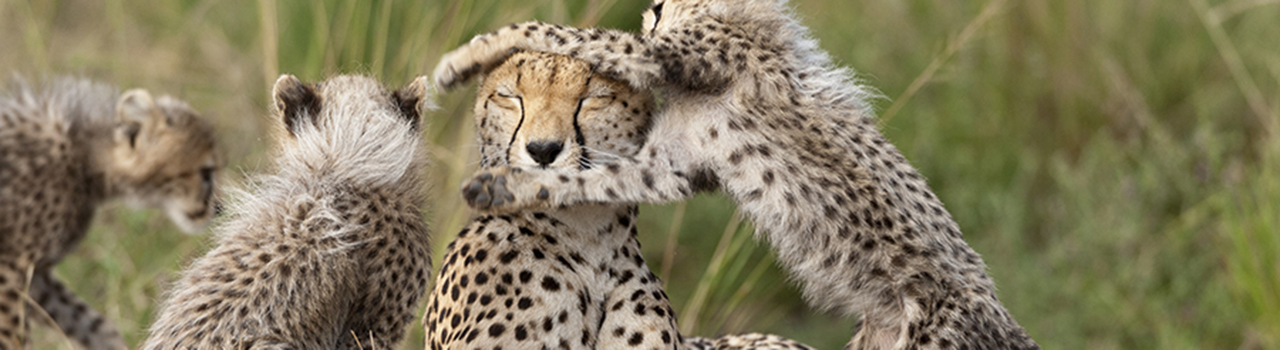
<box><xmin>2</xmin><ymin>0</ymin><xmax>1277</xmax><ymax>348</ymax></box>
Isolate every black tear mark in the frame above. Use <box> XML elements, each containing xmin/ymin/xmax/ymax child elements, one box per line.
<box><xmin>571</xmin><ymin>77</ymin><xmax>592</xmax><ymax>169</ymax></box>
<box><xmin>505</xmin><ymin>95</ymin><xmax>526</xmax><ymax>165</ymax></box>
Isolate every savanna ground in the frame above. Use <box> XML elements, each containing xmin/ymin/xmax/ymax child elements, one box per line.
<box><xmin>1</xmin><ymin>0</ymin><xmax>1277</xmax><ymax>349</ymax></box>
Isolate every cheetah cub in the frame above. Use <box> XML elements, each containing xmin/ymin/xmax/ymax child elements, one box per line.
<box><xmin>426</xmin><ymin>51</ymin><xmax>813</xmax><ymax>350</ymax></box>
<box><xmin>142</xmin><ymin>75</ymin><xmax>434</xmax><ymax>349</ymax></box>
<box><xmin>434</xmin><ymin>0</ymin><xmax>1039</xmax><ymax>349</ymax></box>
<box><xmin>1</xmin><ymin>77</ymin><xmax>219</xmax><ymax>350</ymax></box>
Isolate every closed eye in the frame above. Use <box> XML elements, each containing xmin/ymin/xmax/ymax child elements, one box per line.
<box><xmin>488</xmin><ymin>93</ymin><xmax>522</xmax><ymax>111</ymax></box>
<box><xmin>577</xmin><ymin>94</ymin><xmax>616</xmax><ymax>111</ymax></box>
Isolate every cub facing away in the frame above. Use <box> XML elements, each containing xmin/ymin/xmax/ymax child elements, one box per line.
<box><xmin>0</xmin><ymin>77</ymin><xmax>219</xmax><ymax>350</ymax></box>
<box><xmin>142</xmin><ymin>75</ymin><xmax>433</xmax><ymax>349</ymax></box>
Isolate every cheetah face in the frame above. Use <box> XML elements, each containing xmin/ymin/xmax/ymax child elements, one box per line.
<box><xmin>473</xmin><ymin>51</ymin><xmax>654</xmax><ymax>172</ymax></box>
<box><xmin>111</xmin><ymin>90</ymin><xmax>221</xmax><ymax>234</ymax></box>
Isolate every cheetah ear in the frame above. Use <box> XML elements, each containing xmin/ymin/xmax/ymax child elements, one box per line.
<box><xmin>392</xmin><ymin>76</ymin><xmax>438</xmax><ymax>131</ymax></box>
<box><xmin>115</xmin><ymin>89</ymin><xmax>159</xmax><ymax>148</ymax></box>
<box><xmin>272</xmin><ymin>74</ymin><xmax>321</xmax><ymax>136</ymax></box>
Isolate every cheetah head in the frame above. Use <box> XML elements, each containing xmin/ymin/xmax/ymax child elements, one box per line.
<box><xmin>267</xmin><ymin>74</ymin><xmax>434</xmax><ymax>187</ymax></box>
<box><xmin>109</xmin><ymin>90</ymin><xmax>221</xmax><ymax>234</ymax></box>
<box><xmin>473</xmin><ymin>51</ymin><xmax>654</xmax><ymax>172</ymax></box>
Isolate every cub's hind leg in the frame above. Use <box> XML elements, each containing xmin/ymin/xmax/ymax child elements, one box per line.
<box><xmin>27</xmin><ymin>272</ymin><xmax>126</xmax><ymax>350</ymax></box>
<box><xmin>0</xmin><ymin>254</ymin><xmax>32</xmax><ymax>350</ymax></box>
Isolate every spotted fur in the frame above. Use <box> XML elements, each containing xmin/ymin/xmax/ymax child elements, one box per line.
<box><xmin>428</xmin><ymin>51</ymin><xmax>813</xmax><ymax>350</ymax></box>
<box><xmin>141</xmin><ymin>75</ymin><xmax>433</xmax><ymax>349</ymax></box>
<box><xmin>435</xmin><ymin>0</ymin><xmax>1038</xmax><ymax>349</ymax></box>
<box><xmin>0</xmin><ymin>76</ymin><xmax>219</xmax><ymax>350</ymax></box>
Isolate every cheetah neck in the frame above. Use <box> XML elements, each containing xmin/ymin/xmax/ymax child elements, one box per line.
<box><xmin>539</xmin><ymin>204</ymin><xmax>639</xmax><ymax>248</ymax></box>
<box><xmin>71</xmin><ymin>112</ymin><xmax>124</xmax><ymax>203</ymax></box>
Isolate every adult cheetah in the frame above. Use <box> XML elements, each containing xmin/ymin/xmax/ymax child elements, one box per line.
<box><xmin>142</xmin><ymin>75</ymin><xmax>433</xmax><ymax>349</ymax></box>
<box><xmin>426</xmin><ymin>51</ymin><xmax>812</xmax><ymax>350</ymax></box>
<box><xmin>1</xmin><ymin>77</ymin><xmax>219</xmax><ymax>350</ymax></box>
<box><xmin>435</xmin><ymin>0</ymin><xmax>1039</xmax><ymax>348</ymax></box>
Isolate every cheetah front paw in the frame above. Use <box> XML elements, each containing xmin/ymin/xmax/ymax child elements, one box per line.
<box><xmin>433</xmin><ymin>47</ymin><xmax>486</xmax><ymax>91</ymax></box>
<box><xmin>461</xmin><ymin>167</ymin><xmax>553</xmax><ymax>212</ymax></box>
<box><xmin>433</xmin><ymin>33</ymin><xmax>522</xmax><ymax>90</ymax></box>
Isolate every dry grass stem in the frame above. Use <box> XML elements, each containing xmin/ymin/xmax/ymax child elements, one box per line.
<box><xmin>879</xmin><ymin>0</ymin><xmax>1006</xmax><ymax>125</ymax></box>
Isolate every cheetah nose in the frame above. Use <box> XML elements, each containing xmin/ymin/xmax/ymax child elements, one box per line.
<box><xmin>526</xmin><ymin>140</ymin><xmax>564</xmax><ymax>166</ymax></box>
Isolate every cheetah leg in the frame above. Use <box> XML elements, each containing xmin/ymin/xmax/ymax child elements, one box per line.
<box><xmin>682</xmin><ymin>336</ymin><xmax>715</xmax><ymax>350</ymax></box>
<box><xmin>0</xmin><ymin>253</ymin><xmax>36</xmax><ymax>350</ymax></box>
<box><xmin>463</xmin><ymin>134</ymin><xmax>706</xmax><ymax>212</ymax></box>
<box><xmin>596</xmin><ymin>239</ymin><xmax>680</xmax><ymax>350</ymax></box>
<box><xmin>435</xmin><ymin>19</ymin><xmax>764</xmax><ymax>96</ymax></box>
<box><xmin>598</xmin><ymin>289</ymin><xmax>680</xmax><ymax>350</ymax></box>
<box><xmin>27</xmin><ymin>272</ymin><xmax>126</xmax><ymax>350</ymax></box>
<box><xmin>433</xmin><ymin>21</ymin><xmax>662</xmax><ymax>90</ymax></box>
<box><xmin>697</xmin><ymin>333</ymin><xmax>817</xmax><ymax>350</ymax></box>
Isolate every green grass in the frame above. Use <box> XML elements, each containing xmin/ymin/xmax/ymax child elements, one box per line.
<box><xmin>2</xmin><ymin>0</ymin><xmax>1278</xmax><ymax>348</ymax></box>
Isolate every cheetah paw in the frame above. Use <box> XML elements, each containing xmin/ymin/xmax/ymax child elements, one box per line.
<box><xmin>432</xmin><ymin>34</ymin><xmax>523</xmax><ymax>90</ymax></box>
<box><xmin>461</xmin><ymin>167</ymin><xmax>552</xmax><ymax>212</ymax></box>
<box><xmin>432</xmin><ymin>48</ymin><xmax>485</xmax><ymax>91</ymax></box>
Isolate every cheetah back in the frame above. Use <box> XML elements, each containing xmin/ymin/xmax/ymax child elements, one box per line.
<box><xmin>141</xmin><ymin>75</ymin><xmax>433</xmax><ymax>349</ymax></box>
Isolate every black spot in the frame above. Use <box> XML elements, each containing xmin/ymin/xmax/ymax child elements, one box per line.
<box><xmin>515</xmin><ymin>324</ymin><xmax>528</xmax><ymax>340</ymax></box>
<box><xmin>541</xmin><ymin>276</ymin><xmax>561</xmax><ymax>291</ymax></box>
<box><xmin>488</xmin><ymin>323</ymin><xmax>506</xmax><ymax>337</ymax></box>
<box><xmin>500</xmin><ymin>250</ymin><xmax>519</xmax><ymax>264</ymax></box>
<box><xmin>628</xmin><ymin>332</ymin><xmax>644</xmax><ymax>345</ymax></box>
